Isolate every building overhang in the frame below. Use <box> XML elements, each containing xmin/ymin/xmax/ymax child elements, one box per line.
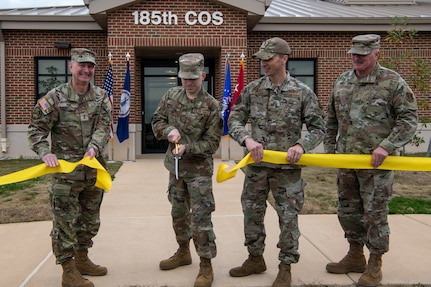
<box><xmin>84</xmin><ymin>0</ymin><xmax>270</xmax><ymax>32</ymax></box>
<box><xmin>85</xmin><ymin>0</ymin><xmax>270</xmax><ymax>15</ymax></box>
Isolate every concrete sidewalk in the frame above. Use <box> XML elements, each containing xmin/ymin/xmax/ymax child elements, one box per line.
<box><xmin>1</xmin><ymin>155</ymin><xmax>431</xmax><ymax>287</ymax></box>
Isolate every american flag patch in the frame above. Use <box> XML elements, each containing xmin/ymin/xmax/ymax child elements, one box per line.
<box><xmin>39</xmin><ymin>98</ymin><xmax>50</xmax><ymax>111</ymax></box>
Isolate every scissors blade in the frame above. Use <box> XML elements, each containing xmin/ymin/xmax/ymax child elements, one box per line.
<box><xmin>175</xmin><ymin>144</ymin><xmax>179</xmax><ymax>180</ymax></box>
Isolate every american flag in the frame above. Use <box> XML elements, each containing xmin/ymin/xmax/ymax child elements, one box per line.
<box><xmin>103</xmin><ymin>62</ymin><xmax>114</xmax><ymax>138</ymax></box>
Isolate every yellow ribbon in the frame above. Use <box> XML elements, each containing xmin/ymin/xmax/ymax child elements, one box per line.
<box><xmin>217</xmin><ymin>150</ymin><xmax>431</xmax><ymax>183</ymax></box>
<box><xmin>0</xmin><ymin>157</ymin><xmax>112</xmax><ymax>190</ymax></box>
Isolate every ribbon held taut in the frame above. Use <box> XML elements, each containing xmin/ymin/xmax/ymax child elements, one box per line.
<box><xmin>216</xmin><ymin>150</ymin><xmax>431</xmax><ymax>183</ymax></box>
<box><xmin>0</xmin><ymin>157</ymin><xmax>112</xmax><ymax>190</ymax></box>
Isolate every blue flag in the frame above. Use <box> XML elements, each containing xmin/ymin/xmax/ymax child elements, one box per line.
<box><xmin>221</xmin><ymin>59</ymin><xmax>232</xmax><ymax>136</ymax></box>
<box><xmin>103</xmin><ymin>63</ymin><xmax>114</xmax><ymax>138</ymax></box>
<box><xmin>116</xmin><ymin>61</ymin><xmax>130</xmax><ymax>143</ymax></box>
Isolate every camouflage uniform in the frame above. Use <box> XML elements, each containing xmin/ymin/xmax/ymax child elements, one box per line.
<box><xmin>152</xmin><ymin>84</ymin><xmax>223</xmax><ymax>259</ymax></box>
<box><xmin>228</xmin><ymin>73</ymin><xmax>325</xmax><ymax>264</ymax></box>
<box><xmin>28</xmin><ymin>80</ymin><xmax>112</xmax><ymax>264</ymax></box>
<box><xmin>324</xmin><ymin>60</ymin><xmax>418</xmax><ymax>254</ymax></box>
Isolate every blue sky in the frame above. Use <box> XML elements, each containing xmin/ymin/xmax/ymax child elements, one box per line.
<box><xmin>0</xmin><ymin>0</ymin><xmax>84</xmax><ymax>9</ymax></box>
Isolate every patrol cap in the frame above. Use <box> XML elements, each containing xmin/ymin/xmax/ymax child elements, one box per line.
<box><xmin>348</xmin><ymin>34</ymin><xmax>381</xmax><ymax>55</ymax></box>
<box><xmin>252</xmin><ymin>37</ymin><xmax>291</xmax><ymax>60</ymax></box>
<box><xmin>178</xmin><ymin>53</ymin><xmax>204</xmax><ymax>79</ymax></box>
<box><xmin>71</xmin><ymin>48</ymin><xmax>97</xmax><ymax>65</ymax></box>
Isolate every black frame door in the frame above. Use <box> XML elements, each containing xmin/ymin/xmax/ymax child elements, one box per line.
<box><xmin>141</xmin><ymin>58</ymin><xmax>214</xmax><ymax>153</ymax></box>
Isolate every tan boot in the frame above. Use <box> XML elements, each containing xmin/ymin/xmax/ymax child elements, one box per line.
<box><xmin>159</xmin><ymin>242</ymin><xmax>192</xmax><ymax>270</ymax></box>
<box><xmin>61</xmin><ymin>258</ymin><xmax>94</xmax><ymax>287</ymax></box>
<box><xmin>326</xmin><ymin>242</ymin><xmax>366</xmax><ymax>274</ymax></box>
<box><xmin>358</xmin><ymin>254</ymin><xmax>382</xmax><ymax>287</ymax></box>
<box><xmin>272</xmin><ymin>263</ymin><xmax>291</xmax><ymax>287</ymax></box>
<box><xmin>194</xmin><ymin>257</ymin><xmax>213</xmax><ymax>287</ymax></box>
<box><xmin>229</xmin><ymin>255</ymin><xmax>267</xmax><ymax>277</ymax></box>
<box><xmin>75</xmin><ymin>249</ymin><xmax>108</xmax><ymax>276</ymax></box>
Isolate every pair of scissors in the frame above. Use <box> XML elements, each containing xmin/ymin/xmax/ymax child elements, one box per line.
<box><xmin>175</xmin><ymin>143</ymin><xmax>180</xmax><ymax>180</ymax></box>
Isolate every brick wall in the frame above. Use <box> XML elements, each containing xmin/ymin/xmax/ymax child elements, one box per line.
<box><xmin>3</xmin><ymin>30</ymin><xmax>107</xmax><ymax>124</ymax></box>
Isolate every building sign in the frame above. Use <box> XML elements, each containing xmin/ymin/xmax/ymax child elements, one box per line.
<box><xmin>132</xmin><ymin>10</ymin><xmax>223</xmax><ymax>26</ymax></box>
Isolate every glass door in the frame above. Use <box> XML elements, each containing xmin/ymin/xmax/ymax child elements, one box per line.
<box><xmin>142</xmin><ymin>59</ymin><xmax>214</xmax><ymax>153</ymax></box>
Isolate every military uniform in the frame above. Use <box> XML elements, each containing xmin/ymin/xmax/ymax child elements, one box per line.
<box><xmin>323</xmin><ymin>34</ymin><xmax>418</xmax><ymax>287</ymax></box>
<box><xmin>324</xmin><ymin>35</ymin><xmax>418</xmax><ymax>254</ymax></box>
<box><xmin>228</xmin><ymin>37</ymin><xmax>325</xmax><ymax>269</ymax></box>
<box><xmin>28</xmin><ymin>48</ymin><xmax>112</xmax><ymax>265</ymax></box>
<box><xmin>152</xmin><ymin>53</ymin><xmax>223</xmax><ymax>260</ymax></box>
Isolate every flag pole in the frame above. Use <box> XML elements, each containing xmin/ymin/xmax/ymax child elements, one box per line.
<box><xmin>225</xmin><ymin>53</ymin><xmax>246</xmax><ymax>162</ymax></box>
<box><xmin>221</xmin><ymin>53</ymin><xmax>232</xmax><ymax>161</ymax></box>
<box><xmin>116</xmin><ymin>51</ymin><xmax>131</xmax><ymax>160</ymax></box>
<box><xmin>108</xmin><ymin>52</ymin><xmax>115</xmax><ymax>162</ymax></box>
<box><xmin>226</xmin><ymin>53</ymin><xmax>234</xmax><ymax>162</ymax></box>
<box><xmin>125</xmin><ymin>52</ymin><xmax>131</xmax><ymax>162</ymax></box>
<box><xmin>103</xmin><ymin>51</ymin><xmax>116</xmax><ymax>163</ymax></box>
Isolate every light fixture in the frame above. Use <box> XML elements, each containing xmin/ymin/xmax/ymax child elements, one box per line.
<box><xmin>54</xmin><ymin>42</ymin><xmax>71</xmax><ymax>49</ymax></box>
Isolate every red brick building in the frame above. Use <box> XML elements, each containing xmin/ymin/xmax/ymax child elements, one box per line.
<box><xmin>0</xmin><ymin>0</ymin><xmax>430</xmax><ymax>160</ymax></box>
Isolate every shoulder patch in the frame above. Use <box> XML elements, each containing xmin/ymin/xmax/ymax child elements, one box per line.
<box><xmin>32</xmin><ymin>108</ymin><xmax>43</xmax><ymax>120</ymax></box>
<box><xmin>38</xmin><ymin>98</ymin><xmax>51</xmax><ymax>111</ymax></box>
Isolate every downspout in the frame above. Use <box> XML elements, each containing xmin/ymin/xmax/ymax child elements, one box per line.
<box><xmin>0</xmin><ymin>29</ymin><xmax>8</xmax><ymax>153</ymax></box>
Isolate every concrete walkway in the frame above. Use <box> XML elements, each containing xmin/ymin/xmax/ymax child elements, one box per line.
<box><xmin>1</xmin><ymin>155</ymin><xmax>431</xmax><ymax>287</ymax></box>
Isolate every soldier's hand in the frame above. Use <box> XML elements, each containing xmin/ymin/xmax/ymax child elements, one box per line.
<box><xmin>42</xmin><ymin>153</ymin><xmax>59</xmax><ymax>167</ymax></box>
<box><xmin>84</xmin><ymin>148</ymin><xmax>96</xmax><ymax>160</ymax></box>
<box><xmin>167</xmin><ymin>128</ymin><xmax>181</xmax><ymax>144</ymax></box>
<box><xmin>287</xmin><ymin>144</ymin><xmax>304</xmax><ymax>164</ymax></box>
<box><xmin>172</xmin><ymin>144</ymin><xmax>185</xmax><ymax>157</ymax></box>
<box><xmin>245</xmin><ymin>138</ymin><xmax>264</xmax><ymax>162</ymax></box>
<box><xmin>372</xmin><ymin>146</ymin><xmax>388</xmax><ymax>168</ymax></box>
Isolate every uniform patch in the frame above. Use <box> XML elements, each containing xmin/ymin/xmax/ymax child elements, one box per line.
<box><xmin>406</xmin><ymin>92</ymin><xmax>415</xmax><ymax>103</ymax></box>
<box><xmin>39</xmin><ymin>98</ymin><xmax>51</xmax><ymax>111</ymax></box>
<box><xmin>32</xmin><ymin>108</ymin><xmax>43</xmax><ymax>120</ymax></box>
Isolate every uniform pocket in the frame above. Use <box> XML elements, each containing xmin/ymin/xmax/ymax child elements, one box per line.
<box><xmin>49</xmin><ymin>183</ymin><xmax>72</xmax><ymax>215</ymax></box>
<box><xmin>49</xmin><ymin>183</ymin><xmax>71</xmax><ymax>196</ymax></box>
<box><xmin>285</xmin><ymin>179</ymin><xmax>305</xmax><ymax>212</ymax></box>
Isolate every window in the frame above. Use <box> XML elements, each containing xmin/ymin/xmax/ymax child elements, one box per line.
<box><xmin>36</xmin><ymin>57</ymin><xmax>71</xmax><ymax>101</ymax></box>
<box><xmin>288</xmin><ymin>59</ymin><xmax>316</xmax><ymax>92</ymax></box>
<box><xmin>259</xmin><ymin>58</ymin><xmax>316</xmax><ymax>92</ymax></box>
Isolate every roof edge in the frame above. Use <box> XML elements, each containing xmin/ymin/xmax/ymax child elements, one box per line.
<box><xmin>214</xmin><ymin>0</ymin><xmax>271</xmax><ymax>15</ymax></box>
<box><xmin>87</xmin><ymin>0</ymin><xmax>135</xmax><ymax>15</ymax></box>
<box><xmin>86</xmin><ymin>0</ymin><xmax>271</xmax><ymax>15</ymax></box>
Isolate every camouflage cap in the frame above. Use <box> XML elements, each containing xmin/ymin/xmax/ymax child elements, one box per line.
<box><xmin>71</xmin><ymin>48</ymin><xmax>97</xmax><ymax>65</ymax></box>
<box><xmin>348</xmin><ymin>34</ymin><xmax>381</xmax><ymax>55</ymax></box>
<box><xmin>178</xmin><ymin>53</ymin><xmax>204</xmax><ymax>79</ymax></box>
<box><xmin>252</xmin><ymin>37</ymin><xmax>291</xmax><ymax>60</ymax></box>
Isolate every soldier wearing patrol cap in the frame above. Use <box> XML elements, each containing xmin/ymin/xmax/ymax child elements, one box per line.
<box><xmin>178</xmin><ymin>52</ymin><xmax>204</xmax><ymax>79</ymax></box>
<box><xmin>152</xmin><ymin>52</ymin><xmax>223</xmax><ymax>287</ymax></box>
<box><xmin>28</xmin><ymin>47</ymin><xmax>111</xmax><ymax>287</ymax></box>
<box><xmin>71</xmin><ymin>48</ymin><xmax>97</xmax><ymax>65</ymax></box>
<box><xmin>228</xmin><ymin>37</ymin><xmax>325</xmax><ymax>287</ymax></box>
<box><xmin>252</xmin><ymin>37</ymin><xmax>292</xmax><ymax>60</ymax></box>
<box><xmin>324</xmin><ymin>34</ymin><xmax>418</xmax><ymax>287</ymax></box>
<box><xmin>348</xmin><ymin>34</ymin><xmax>381</xmax><ymax>55</ymax></box>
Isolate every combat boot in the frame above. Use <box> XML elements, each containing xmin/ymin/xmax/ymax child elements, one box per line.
<box><xmin>61</xmin><ymin>258</ymin><xmax>94</xmax><ymax>287</ymax></box>
<box><xmin>272</xmin><ymin>263</ymin><xmax>291</xmax><ymax>287</ymax></box>
<box><xmin>159</xmin><ymin>242</ymin><xmax>192</xmax><ymax>270</ymax></box>
<box><xmin>75</xmin><ymin>249</ymin><xmax>108</xmax><ymax>276</ymax></box>
<box><xmin>358</xmin><ymin>254</ymin><xmax>382</xmax><ymax>287</ymax></box>
<box><xmin>229</xmin><ymin>254</ymin><xmax>267</xmax><ymax>277</ymax></box>
<box><xmin>326</xmin><ymin>242</ymin><xmax>366</xmax><ymax>274</ymax></box>
<box><xmin>194</xmin><ymin>257</ymin><xmax>213</xmax><ymax>287</ymax></box>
